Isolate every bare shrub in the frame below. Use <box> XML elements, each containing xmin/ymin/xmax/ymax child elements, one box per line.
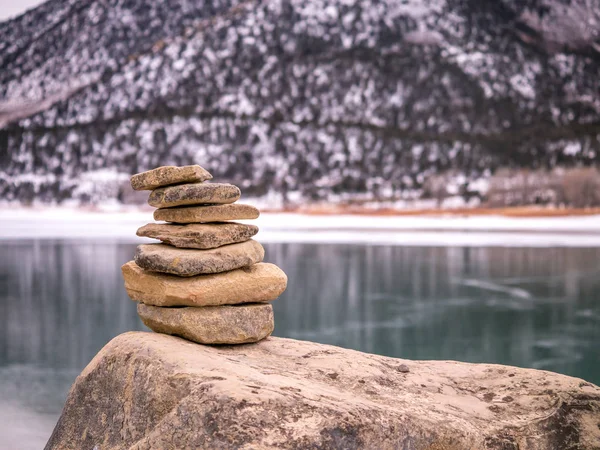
<box><xmin>422</xmin><ymin>171</ymin><xmax>479</xmax><ymax>206</ymax></box>
<box><xmin>560</xmin><ymin>167</ymin><xmax>600</xmax><ymax>208</ymax></box>
<box><xmin>486</xmin><ymin>168</ymin><xmax>560</xmax><ymax>207</ymax></box>
<box><xmin>422</xmin><ymin>173</ymin><xmax>450</xmax><ymax>206</ymax></box>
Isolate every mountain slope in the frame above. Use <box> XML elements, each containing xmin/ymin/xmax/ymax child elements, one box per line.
<box><xmin>1</xmin><ymin>0</ymin><xmax>599</xmax><ymax>205</ymax></box>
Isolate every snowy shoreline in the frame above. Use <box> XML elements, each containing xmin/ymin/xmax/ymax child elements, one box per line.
<box><xmin>1</xmin><ymin>207</ymin><xmax>600</xmax><ymax>247</ymax></box>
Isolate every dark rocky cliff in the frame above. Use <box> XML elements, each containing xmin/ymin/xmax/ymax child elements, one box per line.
<box><xmin>1</xmin><ymin>0</ymin><xmax>599</xmax><ymax>205</ymax></box>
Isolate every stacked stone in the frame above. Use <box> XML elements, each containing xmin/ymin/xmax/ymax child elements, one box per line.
<box><xmin>121</xmin><ymin>165</ymin><xmax>287</xmax><ymax>345</ymax></box>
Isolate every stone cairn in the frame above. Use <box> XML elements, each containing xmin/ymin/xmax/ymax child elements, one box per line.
<box><xmin>121</xmin><ymin>165</ymin><xmax>288</xmax><ymax>345</ymax></box>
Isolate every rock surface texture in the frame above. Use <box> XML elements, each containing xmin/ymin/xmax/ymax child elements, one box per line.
<box><xmin>46</xmin><ymin>332</ymin><xmax>600</xmax><ymax>449</ymax></box>
<box><xmin>137</xmin><ymin>222</ymin><xmax>259</xmax><ymax>249</ymax></box>
<box><xmin>154</xmin><ymin>204</ymin><xmax>260</xmax><ymax>224</ymax></box>
<box><xmin>134</xmin><ymin>241</ymin><xmax>264</xmax><ymax>276</ymax></box>
<box><xmin>148</xmin><ymin>183</ymin><xmax>241</xmax><ymax>208</ymax></box>
<box><xmin>130</xmin><ymin>165</ymin><xmax>212</xmax><ymax>190</ymax></box>
<box><xmin>122</xmin><ymin>261</ymin><xmax>288</xmax><ymax>307</ymax></box>
<box><xmin>138</xmin><ymin>303</ymin><xmax>274</xmax><ymax>344</ymax></box>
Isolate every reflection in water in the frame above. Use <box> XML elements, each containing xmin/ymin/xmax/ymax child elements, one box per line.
<box><xmin>1</xmin><ymin>241</ymin><xmax>599</xmax><ymax>447</ymax></box>
<box><xmin>0</xmin><ymin>241</ymin><xmax>145</xmax><ymax>370</ymax></box>
<box><xmin>271</xmin><ymin>244</ymin><xmax>600</xmax><ymax>384</ymax></box>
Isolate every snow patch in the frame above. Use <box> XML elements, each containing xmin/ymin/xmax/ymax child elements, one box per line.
<box><xmin>1</xmin><ymin>208</ymin><xmax>600</xmax><ymax>247</ymax></box>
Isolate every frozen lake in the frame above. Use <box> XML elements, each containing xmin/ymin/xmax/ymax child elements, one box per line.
<box><xmin>1</xmin><ymin>240</ymin><xmax>600</xmax><ymax>448</ymax></box>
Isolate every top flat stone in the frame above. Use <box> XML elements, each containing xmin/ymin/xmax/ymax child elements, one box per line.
<box><xmin>154</xmin><ymin>203</ymin><xmax>260</xmax><ymax>224</ymax></box>
<box><xmin>131</xmin><ymin>165</ymin><xmax>212</xmax><ymax>191</ymax></box>
<box><xmin>148</xmin><ymin>183</ymin><xmax>241</xmax><ymax>208</ymax></box>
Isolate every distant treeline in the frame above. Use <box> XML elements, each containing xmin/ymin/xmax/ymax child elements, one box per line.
<box><xmin>424</xmin><ymin>167</ymin><xmax>600</xmax><ymax>208</ymax></box>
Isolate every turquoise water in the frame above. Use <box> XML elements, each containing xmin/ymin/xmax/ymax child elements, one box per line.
<box><xmin>1</xmin><ymin>240</ymin><xmax>599</xmax><ymax>448</ymax></box>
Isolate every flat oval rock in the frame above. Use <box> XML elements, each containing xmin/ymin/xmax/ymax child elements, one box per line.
<box><xmin>137</xmin><ymin>222</ymin><xmax>258</xmax><ymax>249</ymax></box>
<box><xmin>154</xmin><ymin>203</ymin><xmax>260</xmax><ymax>224</ymax></box>
<box><xmin>148</xmin><ymin>183</ymin><xmax>240</xmax><ymax>208</ymax></box>
<box><xmin>131</xmin><ymin>165</ymin><xmax>212</xmax><ymax>191</ymax></box>
<box><xmin>137</xmin><ymin>303</ymin><xmax>274</xmax><ymax>345</ymax></box>
<box><xmin>134</xmin><ymin>240</ymin><xmax>264</xmax><ymax>276</ymax></box>
<box><xmin>121</xmin><ymin>261</ymin><xmax>287</xmax><ymax>307</ymax></box>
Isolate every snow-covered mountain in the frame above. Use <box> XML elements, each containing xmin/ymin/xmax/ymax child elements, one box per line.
<box><xmin>1</xmin><ymin>0</ymin><xmax>599</xmax><ymax>205</ymax></box>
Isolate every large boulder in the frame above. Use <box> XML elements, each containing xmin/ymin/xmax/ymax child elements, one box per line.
<box><xmin>46</xmin><ymin>332</ymin><xmax>600</xmax><ymax>449</ymax></box>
